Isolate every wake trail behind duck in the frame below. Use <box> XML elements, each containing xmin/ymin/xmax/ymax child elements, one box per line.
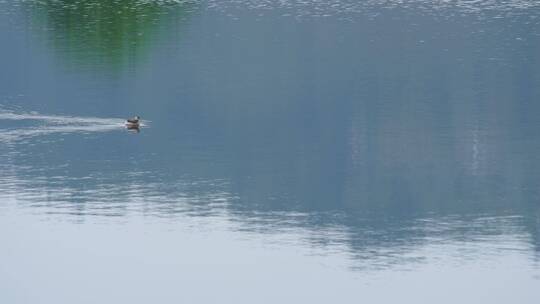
<box><xmin>0</xmin><ymin>109</ymin><xmax>145</xmax><ymax>142</ymax></box>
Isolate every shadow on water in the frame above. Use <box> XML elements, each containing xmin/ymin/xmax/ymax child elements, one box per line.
<box><xmin>22</xmin><ymin>0</ymin><xmax>197</xmax><ymax>72</ymax></box>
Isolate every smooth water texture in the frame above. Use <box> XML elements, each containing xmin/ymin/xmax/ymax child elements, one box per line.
<box><xmin>1</xmin><ymin>0</ymin><xmax>540</xmax><ymax>303</ymax></box>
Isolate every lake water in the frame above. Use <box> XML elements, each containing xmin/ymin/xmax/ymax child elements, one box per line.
<box><xmin>1</xmin><ymin>0</ymin><xmax>540</xmax><ymax>303</ymax></box>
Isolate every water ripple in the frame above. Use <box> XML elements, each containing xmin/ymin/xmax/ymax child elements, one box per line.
<box><xmin>0</xmin><ymin>109</ymin><xmax>148</xmax><ymax>142</ymax></box>
<box><xmin>205</xmin><ymin>0</ymin><xmax>540</xmax><ymax>20</ymax></box>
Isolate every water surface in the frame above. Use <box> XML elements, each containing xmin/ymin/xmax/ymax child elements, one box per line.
<box><xmin>1</xmin><ymin>0</ymin><xmax>539</xmax><ymax>303</ymax></box>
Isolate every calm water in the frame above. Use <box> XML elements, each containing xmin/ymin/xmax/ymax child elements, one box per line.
<box><xmin>1</xmin><ymin>0</ymin><xmax>540</xmax><ymax>303</ymax></box>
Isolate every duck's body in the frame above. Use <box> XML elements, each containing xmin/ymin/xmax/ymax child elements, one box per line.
<box><xmin>125</xmin><ymin>116</ymin><xmax>140</xmax><ymax>127</ymax></box>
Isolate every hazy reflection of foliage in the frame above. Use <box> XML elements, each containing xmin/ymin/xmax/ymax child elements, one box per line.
<box><xmin>26</xmin><ymin>0</ymin><xmax>195</xmax><ymax>71</ymax></box>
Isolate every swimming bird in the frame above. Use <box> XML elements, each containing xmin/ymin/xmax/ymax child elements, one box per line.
<box><xmin>126</xmin><ymin>116</ymin><xmax>140</xmax><ymax>127</ymax></box>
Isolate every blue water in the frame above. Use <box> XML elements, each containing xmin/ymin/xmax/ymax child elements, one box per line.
<box><xmin>1</xmin><ymin>0</ymin><xmax>540</xmax><ymax>303</ymax></box>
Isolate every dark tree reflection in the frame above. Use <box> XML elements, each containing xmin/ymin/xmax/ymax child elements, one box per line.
<box><xmin>25</xmin><ymin>0</ymin><xmax>195</xmax><ymax>71</ymax></box>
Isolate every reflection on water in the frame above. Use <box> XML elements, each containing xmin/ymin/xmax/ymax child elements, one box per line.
<box><xmin>1</xmin><ymin>0</ymin><xmax>540</xmax><ymax>302</ymax></box>
<box><xmin>1</xmin><ymin>103</ymin><xmax>539</xmax><ymax>270</ymax></box>
<box><xmin>207</xmin><ymin>0</ymin><xmax>540</xmax><ymax>20</ymax></box>
<box><xmin>17</xmin><ymin>0</ymin><xmax>196</xmax><ymax>71</ymax></box>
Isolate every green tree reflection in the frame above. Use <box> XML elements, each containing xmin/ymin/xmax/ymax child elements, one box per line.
<box><xmin>27</xmin><ymin>0</ymin><xmax>195</xmax><ymax>72</ymax></box>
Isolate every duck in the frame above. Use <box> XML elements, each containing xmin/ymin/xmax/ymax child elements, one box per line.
<box><xmin>125</xmin><ymin>116</ymin><xmax>140</xmax><ymax>127</ymax></box>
